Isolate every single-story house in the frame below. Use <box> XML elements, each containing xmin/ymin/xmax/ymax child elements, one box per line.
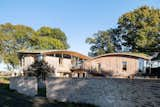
<box><xmin>83</xmin><ymin>53</ymin><xmax>151</xmax><ymax>78</ymax></box>
<box><xmin>17</xmin><ymin>50</ymin><xmax>90</xmax><ymax>78</ymax></box>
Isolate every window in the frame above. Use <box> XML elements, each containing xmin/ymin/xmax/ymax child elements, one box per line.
<box><xmin>138</xmin><ymin>59</ymin><xmax>145</xmax><ymax>72</ymax></box>
<box><xmin>71</xmin><ymin>57</ymin><xmax>76</xmax><ymax>65</ymax></box>
<box><xmin>122</xmin><ymin>62</ymin><xmax>127</xmax><ymax>71</ymax></box>
<box><xmin>59</xmin><ymin>58</ymin><xmax>63</xmax><ymax>65</ymax></box>
<box><xmin>83</xmin><ymin>73</ymin><xmax>85</xmax><ymax>77</ymax></box>
<box><xmin>98</xmin><ymin>63</ymin><xmax>101</xmax><ymax>72</ymax></box>
<box><xmin>63</xmin><ymin>54</ymin><xmax>71</xmax><ymax>59</ymax></box>
<box><xmin>77</xmin><ymin>73</ymin><xmax>80</xmax><ymax>78</ymax></box>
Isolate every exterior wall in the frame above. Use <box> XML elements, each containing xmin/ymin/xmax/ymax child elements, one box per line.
<box><xmin>84</xmin><ymin>56</ymin><xmax>140</xmax><ymax>77</ymax></box>
<box><xmin>20</xmin><ymin>53</ymin><xmax>87</xmax><ymax>78</ymax></box>
<box><xmin>151</xmin><ymin>60</ymin><xmax>160</xmax><ymax>68</ymax></box>
<box><xmin>44</xmin><ymin>56</ymin><xmax>72</xmax><ymax>77</ymax></box>
<box><xmin>44</xmin><ymin>56</ymin><xmax>59</xmax><ymax>68</ymax></box>
<box><xmin>23</xmin><ymin>56</ymin><xmax>34</xmax><ymax>69</ymax></box>
<box><xmin>10</xmin><ymin>77</ymin><xmax>37</xmax><ymax>96</ymax></box>
<box><xmin>46</xmin><ymin>78</ymin><xmax>160</xmax><ymax>107</ymax></box>
<box><xmin>44</xmin><ymin>56</ymin><xmax>86</xmax><ymax>78</ymax></box>
<box><xmin>44</xmin><ymin>56</ymin><xmax>74</xmax><ymax>69</ymax></box>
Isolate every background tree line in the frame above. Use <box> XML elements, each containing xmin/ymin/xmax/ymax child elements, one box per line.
<box><xmin>0</xmin><ymin>23</ymin><xmax>69</xmax><ymax>71</ymax></box>
<box><xmin>86</xmin><ymin>6</ymin><xmax>160</xmax><ymax>56</ymax></box>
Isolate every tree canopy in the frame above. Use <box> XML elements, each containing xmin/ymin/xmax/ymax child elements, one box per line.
<box><xmin>86</xmin><ymin>6</ymin><xmax>160</xmax><ymax>56</ymax></box>
<box><xmin>0</xmin><ymin>23</ymin><xmax>69</xmax><ymax>71</ymax></box>
<box><xmin>86</xmin><ymin>29</ymin><xmax>120</xmax><ymax>56</ymax></box>
<box><xmin>118</xmin><ymin>6</ymin><xmax>160</xmax><ymax>53</ymax></box>
<box><xmin>34</xmin><ymin>26</ymin><xmax>69</xmax><ymax>49</ymax></box>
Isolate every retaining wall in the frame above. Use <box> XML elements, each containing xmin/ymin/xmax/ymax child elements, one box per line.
<box><xmin>46</xmin><ymin>78</ymin><xmax>160</xmax><ymax>107</ymax></box>
<box><xmin>10</xmin><ymin>77</ymin><xmax>37</xmax><ymax>96</ymax></box>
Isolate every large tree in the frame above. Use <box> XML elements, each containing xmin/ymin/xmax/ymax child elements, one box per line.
<box><xmin>86</xmin><ymin>29</ymin><xmax>120</xmax><ymax>56</ymax></box>
<box><xmin>0</xmin><ymin>23</ymin><xmax>35</xmax><ymax>70</ymax></box>
<box><xmin>32</xmin><ymin>26</ymin><xmax>69</xmax><ymax>49</ymax></box>
<box><xmin>0</xmin><ymin>23</ymin><xmax>69</xmax><ymax>71</ymax></box>
<box><xmin>118</xmin><ymin>6</ymin><xmax>160</xmax><ymax>53</ymax></box>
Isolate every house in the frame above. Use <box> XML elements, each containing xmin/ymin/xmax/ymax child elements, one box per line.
<box><xmin>150</xmin><ymin>52</ymin><xmax>160</xmax><ymax>68</ymax></box>
<box><xmin>17</xmin><ymin>50</ymin><xmax>90</xmax><ymax>78</ymax></box>
<box><xmin>146</xmin><ymin>52</ymin><xmax>160</xmax><ymax>77</ymax></box>
<box><xmin>17</xmin><ymin>50</ymin><xmax>155</xmax><ymax>78</ymax></box>
<box><xmin>83</xmin><ymin>53</ymin><xmax>151</xmax><ymax>78</ymax></box>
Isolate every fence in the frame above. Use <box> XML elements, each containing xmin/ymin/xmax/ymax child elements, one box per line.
<box><xmin>10</xmin><ymin>77</ymin><xmax>160</xmax><ymax>107</ymax></box>
<box><xmin>10</xmin><ymin>77</ymin><xmax>37</xmax><ymax>96</ymax></box>
<box><xmin>46</xmin><ymin>78</ymin><xmax>160</xmax><ymax>107</ymax></box>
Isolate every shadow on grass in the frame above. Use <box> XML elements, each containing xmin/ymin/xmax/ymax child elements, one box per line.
<box><xmin>0</xmin><ymin>83</ymin><xmax>9</xmax><ymax>90</ymax></box>
<box><xmin>0</xmin><ymin>83</ymin><xmax>96</xmax><ymax>107</ymax></box>
<box><xmin>37</xmin><ymin>88</ymin><xmax>46</xmax><ymax>97</ymax></box>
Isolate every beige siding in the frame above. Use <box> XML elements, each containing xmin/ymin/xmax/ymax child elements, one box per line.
<box><xmin>84</xmin><ymin>56</ymin><xmax>139</xmax><ymax>77</ymax></box>
<box><xmin>44</xmin><ymin>56</ymin><xmax>72</xmax><ymax>68</ymax></box>
<box><xmin>44</xmin><ymin>56</ymin><xmax>72</xmax><ymax>77</ymax></box>
<box><xmin>63</xmin><ymin>58</ymin><xmax>72</xmax><ymax>68</ymax></box>
<box><xmin>19</xmin><ymin>50</ymin><xmax>90</xmax><ymax>78</ymax></box>
<box><xmin>24</xmin><ymin>56</ymin><xmax>34</xmax><ymax>68</ymax></box>
<box><xmin>44</xmin><ymin>56</ymin><xmax>59</xmax><ymax>68</ymax></box>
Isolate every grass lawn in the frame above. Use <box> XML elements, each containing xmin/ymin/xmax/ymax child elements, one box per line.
<box><xmin>0</xmin><ymin>77</ymin><xmax>96</xmax><ymax>107</ymax></box>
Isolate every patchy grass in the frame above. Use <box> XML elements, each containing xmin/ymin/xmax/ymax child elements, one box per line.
<box><xmin>0</xmin><ymin>80</ymin><xmax>96</xmax><ymax>107</ymax></box>
<box><xmin>0</xmin><ymin>76</ymin><xmax>10</xmax><ymax>84</ymax></box>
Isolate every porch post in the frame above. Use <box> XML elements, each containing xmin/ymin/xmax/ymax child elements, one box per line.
<box><xmin>149</xmin><ymin>59</ymin><xmax>152</xmax><ymax>75</ymax></box>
